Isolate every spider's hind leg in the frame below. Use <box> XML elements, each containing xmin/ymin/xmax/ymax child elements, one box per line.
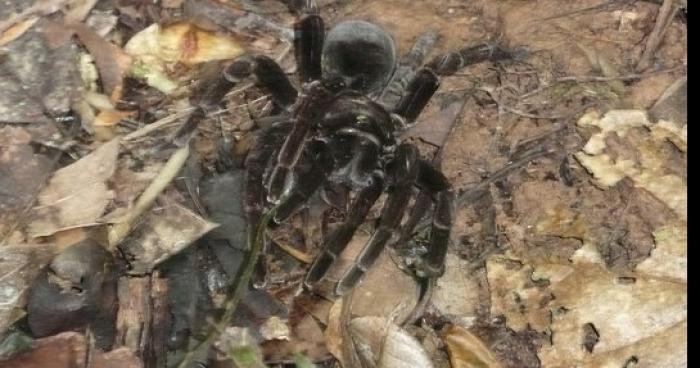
<box><xmin>304</xmin><ymin>172</ymin><xmax>385</xmax><ymax>291</ymax></box>
<box><xmin>333</xmin><ymin>143</ymin><xmax>420</xmax><ymax>295</ymax></box>
<box><xmin>413</xmin><ymin>161</ymin><xmax>455</xmax><ymax>277</ymax></box>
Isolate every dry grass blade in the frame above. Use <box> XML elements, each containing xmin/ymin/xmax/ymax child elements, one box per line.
<box><xmin>108</xmin><ymin>145</ymin><xmax>190</xmax><ymax>247</ymax></box>
<box><xmin>176</xmin><ymin>206</ymin><xmax>277</xmax><ymax>368</ymax></box>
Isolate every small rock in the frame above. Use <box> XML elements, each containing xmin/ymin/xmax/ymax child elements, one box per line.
<box><xmin>26</xmin><ymin>240</ymin><xmax>118</xmax><ymax>349</ymax></box>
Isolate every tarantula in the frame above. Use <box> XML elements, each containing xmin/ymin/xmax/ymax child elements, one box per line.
<box><xmin>176</xmin><ymin>1</ymin><xmax>521</xmax><ymax>295</ymax></box>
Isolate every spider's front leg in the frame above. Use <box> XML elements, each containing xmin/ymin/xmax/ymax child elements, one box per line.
<box><xmin>262</xmin><ymin>3</ymin><xmax>327</xmax><ymax>203</ymax></box>
<box><xmin>173</xmin><ymin>55</ymin><xmax>298</xmax><ymax>145</ymax></box>
<box><xmin>390</xmin><ymin>44</ymin><xmax>526</xmax><ymax>127</ymax></box>
<box><xmin>244</xmin><ymin>122</ymin><xmax>293</xmax><ymax>287</ymax></box>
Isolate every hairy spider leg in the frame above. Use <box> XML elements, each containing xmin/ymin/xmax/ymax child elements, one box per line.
<box><xmin>379</xmin><ymin>30</ymin><xmax>440</xmax><ymax>108</ymax></box>
<box><xmin>426</xmin><ymin>43</ymin><xmax>523</xmax><ymax>76</ymax></box>
<box><xmin>304</xmin><ymin>173</ymin><xmax>385</xmax><ymax>290</ymax></box>
<box><xmin>273</xmin><ymin>140</ymin><xmax>334</xmax><ymax>223</ymax></box>
<box><xmin>392</xmin><ymin>68</ymin><xmax>440</xmax><ymax>126</ymax></box>
<box><xmin>244</xmin><ymin>122</ymin><xmax>293</xmax><ymax>287</ymax></box>
<box><xmin>172</xmin><ymin>55</ymin><xmax>298</xmax><ymax>145</ymax></box>
<box><xmin>265</xmin><ymin>95</ymin><xmax>318</xmax><ymax>203</ymax></box>
<box><xmin>389</xmin><ymin>43</ymin><xmax>526</xmax><ymax>129</ymax></box>
<box><xmin>394</xmin><ymin>191</ymin><xmax>432</xmax><ymax>256</ymax></box>
<box><xmin>283</xmin><ymin>0</ymin><xmax>319</xmax><ymax>15</ymax></box>
<box><xmin>422</xmin><ymin>189</ymin><xmax>455</xmax><ymax>276</ymax></box>
<box><xmin>266</xmin><ymin>89</ymin><xmax>392</xmax><ymax>203</ymax></box>
<box><xmin>295</xmin><ymin>14</ymin><xmax>325</xmax><ymax>83</ymax></box>
<box><xmin>224</xmin><ymin>55</ymin><xmax>299</xmax><ymax>106</ymax></box>
<box><xmin>334</xmin><ymin>143</ymin><xmax>420</xmax><ymax>295</ymax></box>
<box><xmin>270</xmin><ymin>94</ymin><xmax>395</xmax><ymax>224</ymax></box>
<box><xmin>411</xmin><ymin>161</ymin><xmax>455</xmax><ymax>277</ymax></box>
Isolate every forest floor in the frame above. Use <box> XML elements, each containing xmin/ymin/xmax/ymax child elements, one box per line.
<box><xmin>0</xmin><ymin>0</ymin><xmax>687</xmax><ymax>367</ymax></box>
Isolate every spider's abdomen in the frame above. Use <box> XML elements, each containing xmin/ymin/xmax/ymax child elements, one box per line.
<box><xmin>322</xmin><ymin>20</ymin><xmax>397</xmax><ymax>94</ymax></box>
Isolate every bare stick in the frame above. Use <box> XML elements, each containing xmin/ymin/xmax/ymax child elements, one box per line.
<box><xmin>636</xmin><ymin>0</ymin><xmax>680</xmax><ymax>72</ymax></box>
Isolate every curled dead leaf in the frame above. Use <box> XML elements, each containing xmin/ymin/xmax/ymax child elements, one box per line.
<box><xmin>348</xmin><ymin>316</ymin><xmax>433</xmax><ymax>368</ymax></box>
<box><xmin>125</xmin><ymin>22</ymin><xmax>244</xmax><ymax>66</ymax></box>
<box><xmin>442</xmin><ymin>324</ymin><xmax>502</xmax><ymax>368</ymax></box>
<box><xmin>71</xmin><ymin>23</ymin><xmax>133</xmax><ymax>100</ymax></box>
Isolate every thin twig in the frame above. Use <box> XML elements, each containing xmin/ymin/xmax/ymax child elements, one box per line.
<box><xmin>533</xmin><ymin>0</ymin><xmax>624</xmax><ymax>22</ymax></box>
<box><xmin>122</xmin><ymin>109</ymin><xmax>194</xmax><ymax>142</ymax></box>
<box><xmin>457</xmin><ymin>147</ymin><xmax>555</xmax><ymax>207</ymax></box>
<box><xmin>268</xmin><ymin>232</ymin><xmax>314</xmax><ymax>264</ymax></box>
<box><xmin>518</xmin><ymin>66</ymin><xmax>685</xmax><ymax>100</ymax></box>
<box><xmin>478</xmin><ymin>86</ymin><xmax>572</xmax><ymax>120</ymax></box>
<box><xmin>176</xmin><ymin>206</ymin><xmax>277</xmax><ymax>368</ymax></box>
<box><xmin>637</xmin><ymin>0</ymin><xmax>681</xmax><ymax>72</ymax></box>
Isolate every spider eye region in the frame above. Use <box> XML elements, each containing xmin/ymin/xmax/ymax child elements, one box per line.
<box><xmin>322</xmin><ymin>20</ymin><xmax>397</xmax><ymax>94</ymax></box>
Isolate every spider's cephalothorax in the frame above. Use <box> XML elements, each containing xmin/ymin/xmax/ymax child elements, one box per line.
<box><xmin>177</xmin><ymin>0</ymin><xmax>522</xmax><ymax>295</ymax></box>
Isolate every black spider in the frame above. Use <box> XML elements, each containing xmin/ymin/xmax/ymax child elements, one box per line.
<box><xmin>175</xmin><ymin>0</ymin><xmax>522</xmax><ymax>296</ymax></box>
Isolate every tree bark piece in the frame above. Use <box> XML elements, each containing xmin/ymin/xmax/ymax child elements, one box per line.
<box><xmin>116</xmin><ymin>276</ymin><xmax>169</xmax><ymax>368</ymax></box>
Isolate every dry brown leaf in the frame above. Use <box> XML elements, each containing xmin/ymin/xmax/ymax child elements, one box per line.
<box><xmin>119</xmin><ymin>202</ymin><xmax>218</xmax><ymax>274</ymax></box>
<box><xmin>650</xmin><ymin>75</ymin><xmax>687</xmax><ymax>126</ymax></box>
<box><xmin>315</xmin><ymin>233</ymin><xmax>420</xmax><ymax>324</ymax></box>
<box><xmin>349</xmin><ymin>316</ymin><xmax>434</xmax><ymax>368</ymax></box>
<box><xmin>0</xmin><ymin>126</ymin><xmax>54</xmax><ymax>240</ymax></box>
<box><xmin>433</xmin><ymin>253</ymin><xmax>482</xmax><ymax>319</ymax></box>
<box><xmin>486</xmin><ymin>256</ymin><xmax>552</xmax><ymax>332</ymax></box>
<box><xmin>574</xmin><ymin>110</ymin><xmax>686</xmax><ymax>220</ymax></box>
<box><xmin>0</xmin><ymin>0</ymin><xmax>69</xmax><ymax>35</ymax></box>
<box><xmin>635</xmin><ymin>221</ymin><xmax>686</xmax><ymax>282</ymax></box>
<box><xmin>581</xmin><ymin>320</ymin><xmax>686</xmax><ymax>368</ymax></box>
<box><xmin>107</xmin><ymin>145</ymin><xmax>190</xmax><ymax>247</ymax></box>
<box><xmin>324</xmin><ymin>299</ymin><xmax>346</xmax><ymax>366</ymax></box>
<box><xmin>71</xmin><ymin>22</ymin><xmax>132</xmax><ymax>99</ymax></box>
<box><xmin>262</xmin><ymin>313</ymin><xmax>330</xmax><ymax>363</ymax></box>
<box><xmin>124</xmin><ymin>22</ymin><xmax>244</xmax><ymax>67</ymax></box>
<box><xmin>28</xmin><ymin>138</ymin><xmax>119</xmax><ymax>237</ymax></box>
<box><xmin>1</xmin><ymin>25</ymin><xmax>84</xmax><ymax>121</ymax></box>
<box><xmin>63</xmin><ymin>0</ymin><xmax>98</xmax><ymax>23</ymax></box>
<box><xmin>0</xmin><ymin>244</ymin><xmax>56</xmax><ymax>334</ymax></box>
<box><xmin>260</xmin><ymin>316</ymin><xmax>290</xmax><ymax>341</ymax></box>
<box><xmin>486</xmin><ymin>254</ymin><xmax>687</xmax><ymax>367</ymax></box>
<box><xmin>0</xmin><ymin>332</ymin><xmax>142</xmax><ymax>368</ymax></box>
<box><xmin>442</xmin><ymin>324</ymin><xmax>502</xmax><ymax>368</ymax></box>
<box><xmin>537</xmin><ymin>261</ymin><xmax>686</xmax><ymax>367</ymax></box>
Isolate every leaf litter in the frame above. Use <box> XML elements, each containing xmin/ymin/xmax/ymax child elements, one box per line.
<box><xmin>0</xmin><ymin>0</ymin><xmax>687</xmax><ymax>367</ymax></box>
